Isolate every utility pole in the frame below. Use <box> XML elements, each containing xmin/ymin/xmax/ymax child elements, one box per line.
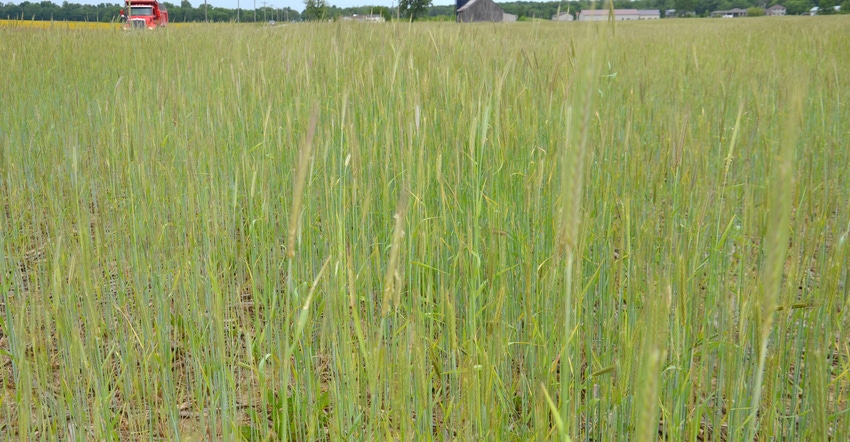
<box><xmin>204</xmin><ymin>0</ymin><xmax>207</xmax><ymax>22</ymax></box>
<box><xmin>262</xmin><ymin>1</ymin><xmax>267</xmax><ymax>21</ymax></box>
<box><xmin>237</xmin><ymin>0</ymin><xmax>240</xmax><ymax>22</ymax></box>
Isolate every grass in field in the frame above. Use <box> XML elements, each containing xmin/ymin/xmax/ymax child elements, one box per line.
<box><xmin>1</xmin><ymin>17</ymin><xmax>849</xmax><ymax>440</ymax></box>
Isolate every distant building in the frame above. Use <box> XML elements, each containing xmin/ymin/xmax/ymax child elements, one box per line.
<box><xmin>503</xmin><ymin>13</ymin><xmax>517</xmax><ymax>21</ymax></box>
<box><xmin>765</xmin><ymin>5</ymin><xmax>786</xmax><ymax>15</ymax></box>
<box><xmin>342</xmin><ymin>14</ymin><xmax>385</xmax><ymax>22</ymax></box>
<box><xmin>638</xmin><ymin>9</ymin><xmax>660</xmax><ymax>19</ymax></box>
<box><xmin>456</xmin><ymin>0</ymin><xmax>510</xmax><ymax>22</ymax></box>
<box><xmin>665</xmin><ymin>9</ymin><xmax>695</xmax><ymax>17</ymax></box>
<box><xmin>578</xmin><ymin>9</ymin><xmax>640</xmax><ymax>21</ymax></box>
<box><xmin>809</xmin><ymin>5</ymin><xmax>841</xmax><ymax>14</ymax></box>
<box><xmin>576</xmin><ymin>9</ymin><xmax>659</xmax><ymax>21</ymax></box>
<box><xmin>710</xmin><ymin>8</ymin><xmax>747</xmax><ymax>17</ymax></box>
<box><xmin>552</xmin><ymin>11</ymin><xmax>574</xmax><ymax>21</ymax></box>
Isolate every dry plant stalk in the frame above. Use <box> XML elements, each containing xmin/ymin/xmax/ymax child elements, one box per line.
<box><xmin>381</xmin><ymin>187</ymin><xmax>409</xmax><ymax>317</ymax></box>
<box><xmin>745</xmin><ymin>77</ymin><xmax>805</xmax><ymax>441</ymax></box>
<box><xmin>558</xmin><ymin>39</ymin><xmax>603</xmax><ymax>440</ymax></box>
<box><xmin>287</xmin><ymin>104</ymin><xmax>320</xmax><ymax>259</ymax></box>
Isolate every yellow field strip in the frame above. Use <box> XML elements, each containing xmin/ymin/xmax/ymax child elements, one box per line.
<box><xmin>0</xmin><ymin>19</ymin><xmax>118</xmax><ymax>29</ymax></box>
<box><xmin>0</xmin><ymin>19</ymin><xmax>190</xmax><ymax>29</ymax></box>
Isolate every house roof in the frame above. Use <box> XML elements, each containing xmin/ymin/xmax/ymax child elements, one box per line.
<box><xmin>457</xmin><ymin>0</ymin><xmax>478</xmax><ymax>12</ymax></box>
<box><xmin>710</xmin><ymin>8</ymin><xmax>748</xmax><ymax>15</ymax></box>
<box><xmin>810</xmin><ymin>5</ymin><xmax>841</xmax><ymax>11</ymax></box>
<box><xmin>766</xmin><ymin>4</ymin><xmax>786</xmax><ymax>9</ymax></box>
<box><xmin>638</xmin><ymin>9</ymin><xmax>660</xmax><ymax>15</ymax></box>
<box><xmin>458</xmin><ymin>0</ymin><xmax>502</xmax><ymax>12</ymax></box>
<box><xmin>580</xmin><ymin>9</ymin><xmax>639</xmax><ymax>16</ymax></box>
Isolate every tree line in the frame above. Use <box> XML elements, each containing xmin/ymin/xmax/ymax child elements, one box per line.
<box><xmin>1</xmin><ymin>0</ymin><xmax>846</xmax><ymax>23</ymax></box>
<box><xmin>439</xmin><ymin>0</ymin><xmax>848</xmax><ymax>19</ymax></box>
<box><xmin>0</xmin><ymin>1</ymin><xmax>382</xmax><ymax>22</ymax></box>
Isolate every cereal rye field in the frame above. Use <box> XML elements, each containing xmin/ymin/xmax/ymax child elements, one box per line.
<box><xmin>1</xmin><ymin>17</ymin><xmax>849</xmax><ymax>441</ymax></box>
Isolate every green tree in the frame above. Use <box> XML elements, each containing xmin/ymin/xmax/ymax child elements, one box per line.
<box><xmin>785</xmin><ymin>0</ymin><xmax>813</xmax><ymax>14</ymax></box>
<box><xmin>841</xmin><ymin>0</ymin><xmax>850</xmax><ymax>12</ymax></box>
<box><xmin>674</xmin><ymin>0</ymin><xmax>696</xmax><ymax>14</ymax></box>
<box><xmin>747</xmin><ymin>6</ymin><xmax>765</xmax><ymax>14</ymax></box>
<box><xmin>367</xmin><ymin>6</ymin><xmax>392</xmax><ymax>20</ymax></box>
<box><xmin>303</xmin><ymin>0</ymin><xmax>327</xmax><ymax>20</ymax></box>
<box><xmin>280</xmin><ymin>7</ymin><xmax>300</xmax><ymax>21</ymax></box>
<box><xmin>819</xmin><ymin>0</ymin><xmax>836</xmax><ymax>13</ymax></box>
<box><xmin>398</xmin><ymin>0</ymin><xmax>432</xmax><ymax>21</ymax></box>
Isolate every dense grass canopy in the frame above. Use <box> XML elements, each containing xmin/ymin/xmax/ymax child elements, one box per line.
<box><xmin>1</xmin><ymin>17</ymin><xmax>849</xmax><ymax>440</ymax></box>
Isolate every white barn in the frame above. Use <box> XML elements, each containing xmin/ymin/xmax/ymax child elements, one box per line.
<box><xmin>552</xmin><ymin>11</ymin><xmax>574</xmax><ymax>21</ymax></box>
<box><xmin>638</xmin><ymin>9</ymin><xmax>660</xmax><ymax>19</ymax></box>
<box><xmin>578</xmin><ymin>9</ymin><xmax>640</xmax><ymax>21</ymax></box>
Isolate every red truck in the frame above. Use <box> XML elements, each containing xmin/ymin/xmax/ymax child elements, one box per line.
<box><xmin>120</xmin><ymin>0</ymin><xmax>168</xmax><ymax>29</ymax></box>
